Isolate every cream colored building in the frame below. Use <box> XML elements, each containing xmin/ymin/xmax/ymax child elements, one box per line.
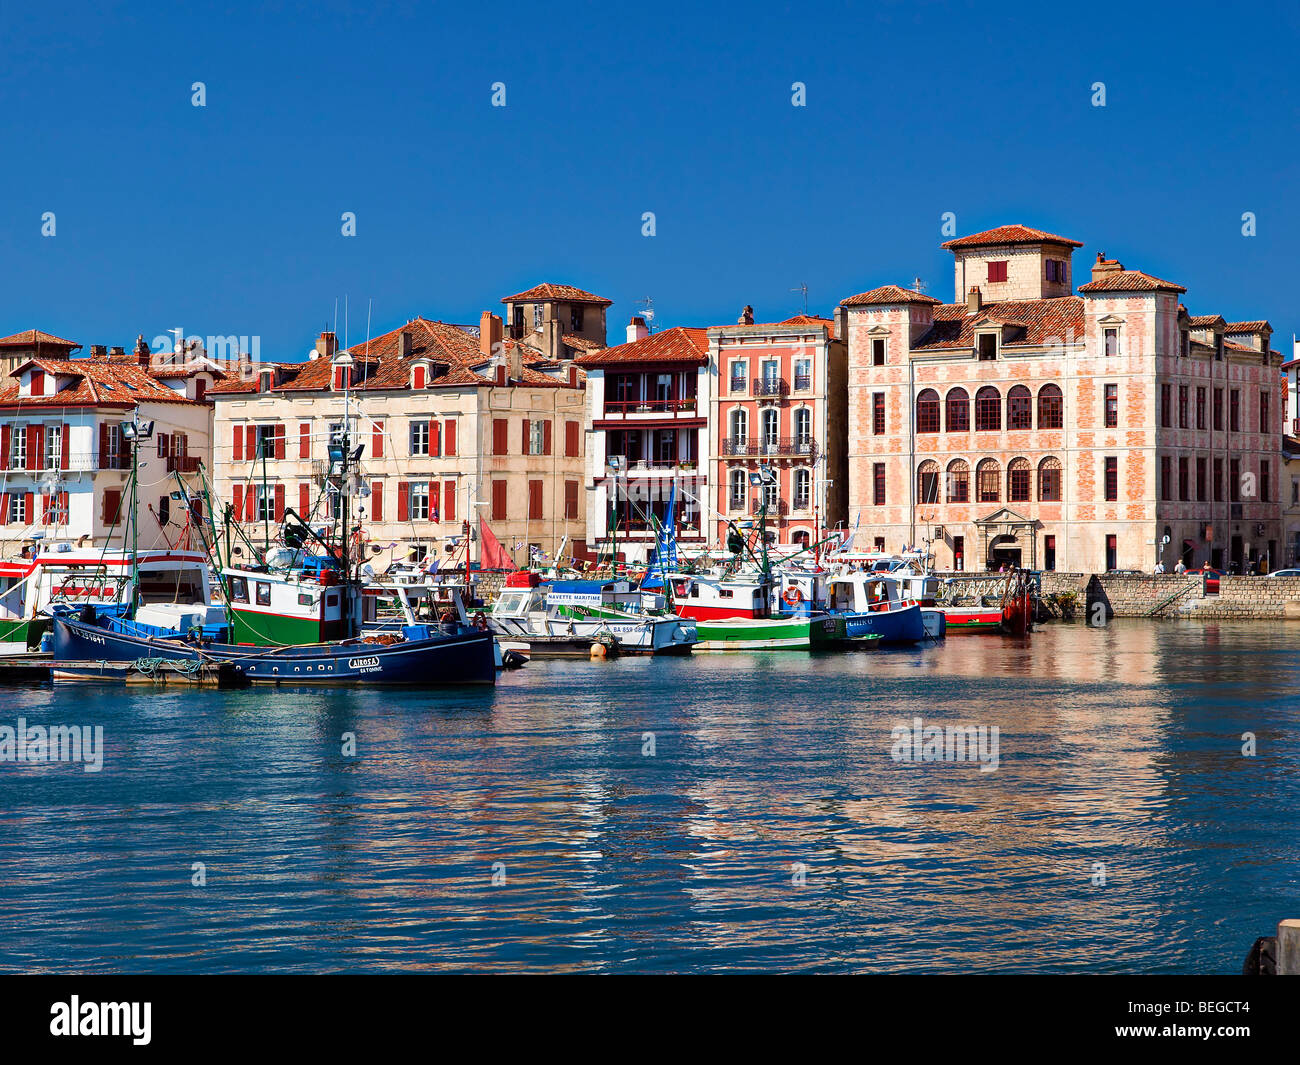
<box><xmin>209</xmin><ymin>305</ymin><xmax>594</xmax><ymax>569</ymax></box>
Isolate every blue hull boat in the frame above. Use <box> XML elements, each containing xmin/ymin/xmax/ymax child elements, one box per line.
<box><xmin>51</xmin><ymin>615</ymin><xmax>496</xmax><ymax>686</ymax></box>
<box><xmin>840</xmin><ymin>602</ymin><xmax>927</xmax><ymax>643</ymax></box>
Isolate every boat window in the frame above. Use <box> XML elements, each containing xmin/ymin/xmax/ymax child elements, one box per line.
<box><xmin>720</xmin><ymin>589</ymin><xmax>733</xmax><ymax>599</ymax></box>
<box><xmin>255</xmin><ymin>582</ymin><xmax>272</xmax><ymax>606</ymax></box>
<box><xmin>326</xmin><ymin>593</ymin><xmax>338</xmax><ymax>607</ymax></box>
<box><xmin>298</xmin><ymin>593</ymin><xmax>314</xmax><ymax>607</ymax></box>
<box><xmin>229</xmin><ymin>576</ymin><xmax>249</xmax><ymax>603</ymax></box>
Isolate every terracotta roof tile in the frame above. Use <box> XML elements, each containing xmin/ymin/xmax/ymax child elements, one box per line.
<box><xmin>911</xmin><ymin>297</ymin><xmax>1085</xmax><ymax>351</ymax></box>
<box><xmin>1225</xmin><ymin>320</ymin><xmax>1272</xmax><ymax>333</ymax></box>
<box><xmin>940</xmin><ymin>224</ymin><xmax>1084</xmax><ymax>250</ymax></box>
<box><xmin>1077</xmin><ymin>270</ymin><xmax>1186</xmax><ymax>294</ymax></box>
<box><xmin>1188</xmin><ymin>314</ymin><xmax>1226</xmax><ymax>328</ymax></box>
<box><xmin>0</xmin><ymin>328</ymin><xmax>80</xmax><ymax>349</ymax></box>
<box><xmin>573</xmin><ymin>326</ymin><xmax>708</xmax><ymax>366</ymax></box>
<box><xmin>500</xmin><ymin>283</ymin><xmax>612</xmax><ymax>307</ymax></box>
<box><xmin>842</xmin><ymin>284</ymin><xmax>942</xmax><ymax>307</ymax></box>
<box><xmin>0</xmin><ymin>357</ymin><xmax>203</xmax><ymax>409</ymax></box>
<box><xmin>560</xmin><ymin>333</ymin><xmax>603</xmax><ymax>351</ymax></box>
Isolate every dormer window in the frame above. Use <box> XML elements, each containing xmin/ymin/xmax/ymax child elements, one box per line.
<box><xmin>987</xmin><ymin>261</ymin><xmax>1008</xmax><ymax>283</ymax></box>
<box><xmin>977</xmin><ymin>333</ymin><xmax>998</xmax><ymax>361</ymax></box>
<box><xmin>333</xmin><ymin>364</ymin><xmax>349</xmax><ymax>390</ymax></box>
<box><xmin>1215</xmin><ymin>336</ymin><xmax>1224</xmax><ymax>361</ymax></box>
<box><xmin>258</xmin><ymin>368</ymin><xmax>275</xmax><ymax>392</ymax></box>
<box><xmin>30</xmin><ymin>370</ymin><xmax>44</xmax><ymax>397</ymax></box>
<box><xmin>412</xmin><ymin>364</ymin><xmax>427</xmax><ymax>389</ymax></box>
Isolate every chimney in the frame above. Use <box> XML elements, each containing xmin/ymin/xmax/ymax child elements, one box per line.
<box><xmin>495</xmin><ymin>364</ymin><xmax>507</xmax><ymax>386</ymax></box>
<box><xmin>966</xmin><ymin>286</ymin><xmax>981</xmax><ymax>314</ymax></box>
<box><xmin>834</xmin><ymin>306</ymin><xmax>848</xmax><ymax>341</ymax></box>
<box><xmin>134</xmin><ymin>334</ymin><xmax>151</xmax><ymax>367</ymax></box>
<box><xmin>508</xmin><ymin>340</ymin><xmax>524</xmax><ymax>382</ymax></box>
<box><xmin>626</xmin><ymin>316</ymin><xmax>650</xmax><ymax>343</ymax></box>
<box><xmin>480</xmin><ymin>311</ymin><xmax>503</xmax><ymax>359</ymax></box>
<box><xmin>397</xmin><ymin>329</ymin><xmax>412</xmax><ymax>358</ymax></box>
<box><xmin>109</xmin><ymin>346</ymin><xmax>125</xmax><ymax>360</ymax></box>
<box><xmin>568</xmin><ymin>365</ymin><xmax>579</xmax><ymax>387</ymax></box>
<box><xmin>1091</xmin><ymin>252</ymin><xmax>1123</xmax><ymax>281</ymax></box>
<box><xmin>738</xmin><ymin>305</ymin><xmax>755</xmax><ymax>326</ymax></box>
<box><xmin>316</xmin><ymin>331</ymin><xmax>338</xmax><ymax>360</ymax></box>
<box><xmin>90</xmin><ymin>344</ymin><xmax>107</xmax><ymax>360</ymax></box>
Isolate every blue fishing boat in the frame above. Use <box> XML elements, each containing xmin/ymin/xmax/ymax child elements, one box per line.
<box><xmin>821</xmin><ymin>569</ymin><xmax>927</xmax><ymax>644</ymax></box>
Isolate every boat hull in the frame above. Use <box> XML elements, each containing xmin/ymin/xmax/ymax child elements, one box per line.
<box><xmin>51</xmin><ymin>616</ymin><xmax>496</xmax><ymax>685</ymax></box>
<box><xmin>693</xmin><ymin>612</ymin><xmax>846</xmax><ymax>652</ymax></box>
<box><xmin>837</xmin><ymin>602</ymin><xmax>926</xmax><ymax>644</ymax></box>
<box><xmin>939</xmin><ymin>607</ymin><xmax>1005</xmax><ymax>632</ymax></box>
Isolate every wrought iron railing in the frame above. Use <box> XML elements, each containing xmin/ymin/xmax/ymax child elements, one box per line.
<box><xmin>720</xmin><ymin>437</ymin><xmax>817</xmax><ymax>459</ymax></box>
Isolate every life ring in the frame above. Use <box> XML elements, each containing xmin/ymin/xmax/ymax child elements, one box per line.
<box><xmin>473</xmin><ymin>611</ymin><xmax>489</xmax><ymax>631</ymax></box>
<box><xmin>783</xmin><ymin>586</ymin><xmax>804</xmax><ymax>606</ymax></box>
<box><xmin>439</xmin><ymin>609</ymin><xmax>456</xmax><ymax>623</ymax></box>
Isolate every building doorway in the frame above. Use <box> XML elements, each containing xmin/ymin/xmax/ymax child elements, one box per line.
<box><xmin>1181</xmin><ymin>539</ymin><xmax>1196</xmax><ymax>569</ymax></box>
<box><xmin>1230</xmin><ymin>534</ymin><xmax>1244</xmax><ymax>573</ymax></box>
<box><xmin>988</xmin><ymin>536</ymin><xmax>1021</xmax><ymax>570</ymax></box>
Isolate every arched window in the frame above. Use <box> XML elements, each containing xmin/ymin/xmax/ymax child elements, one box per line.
<box><xmin>1038</xmin><ymin>456</ymin><xmax>1062</xmax><ymax>501</ymax></box>
<box><xmin>1008</xmin><ymin>385</ymin><xmax>1032</xmax><ymax>430</ymax></box>
<box><xmin>975</xmin><ymin>387</ymin><xmax>1001</xmax><ymax>432</ymax></box>
<box><xmin>728</xmin><ymin>468</ymin><xmax>748</xmax><ymax>510</ymax></box>
<box><xmin>946</xmin><ymin>459</ymin><xmax>969</xmax><ymax>503</ymax></box>
<box><xmin>916</xmin><ymin>389</ymin><xmax>940</xmax><ymax>433</ymax></box>
<box><xmin>793</xmin><ymin>468</ymin><xmax>812</xmax><ymax>510</ymax></box>
<box><xmin>761</xmin><ymin>408</ymin><xmax>779</xmax><ymax>453</ymax></box>
<box><xmin>946</xmin><ymin>388</ymin><xmax>970</xmax><ymax>432</ymax></box>
<box><xmin>793</xmin><ymin>408</ymin><xmax>812</xmax><ymax>452</ymax></box>
<box><xmin>977</xmin><ymin>459</ymin><xmax>1000</xmax><ymax>502</ymax></box>
<box><xmin>729</xmin><ymin>408</ymin><xmax>748</xmax><ymax>449</ymax></box>
<box><xmin>1008</xmin><ymin>457</ymin><xmax>1031</xmax><ymax>502</ymax></box>
<box><xmin>1038</xmin><ymin>384</ymin><xmax>1063</xmax><ymax>429</ymax></box>
<box><xmin>917</xmin><ymin>460</ymin><xmax>940</xmax><ymax>504</ymax></box>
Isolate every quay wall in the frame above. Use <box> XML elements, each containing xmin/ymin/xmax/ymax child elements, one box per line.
<box><xmin>1037</xmin><ymin>572</ymin><xmax>1300</xmax><ymax>620</ymax></box>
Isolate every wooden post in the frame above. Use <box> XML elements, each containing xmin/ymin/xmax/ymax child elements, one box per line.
<box><xmin>1278</xmin><ymin>919</ymin><xmax>1300</xmax><ymax>975</ymax></box>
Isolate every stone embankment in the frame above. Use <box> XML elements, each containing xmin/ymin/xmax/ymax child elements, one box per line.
<box><xmin>1039</xmin><ymin>571</ymin><xmax>1300</xmax><ymax>620</ymax></box>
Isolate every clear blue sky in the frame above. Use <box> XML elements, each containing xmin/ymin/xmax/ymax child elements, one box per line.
<box><xmin>2</xmin><ymin>0</ymin><xmax>1297</xmax><ymax>358</ymax></box>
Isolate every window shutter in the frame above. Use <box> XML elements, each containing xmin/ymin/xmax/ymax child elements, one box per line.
<box><xmin>299</xmin><ymin>422</ymin><xmax>311</xmax><ymax>459</ymax></box>
<box><xmin>274</xmin><ymin>483</ymin><xmax>285</xmax><ymax>521</ymax></box>
<box><xmin>59</xmin><ymin>424</ymin><xmax>70</xmax><ymax>470</ymax></box>
<box><xmin>397</xmin><ymin>481</ymin><xmax>409</xmax><ymax>522</ymax></box>
<box><xmin>99</xmin><ymin>423</ymin><xmax>109</xmax><ymax>468</ymax></box>
<box><xmin>444</xmin><ymin>419</ymin><xmax>457</xmax><ymax>456</ymax></box>
<box><xmin>413</xmin><ymin>365</ymin><xmax>425</xmax><ymax>389</ymax></box>
<box><xmin>492</xmin><ymin>479</ymin><xmax>507</xmax><ymax>521</ymax></box>
<box><xmin>430</xmin><ymin>420</ymin><xmax>441</xmax><ymax>457</ymax></box>
<box><xmin>59</xmin><ymin>491</ymin><xmax>69</xmax><ymax>525</ymax></box>
<box><xmin>528</xmin><ymin>480</ymin><xmax>542</xmax><ymax>520</ymax></box>
<box><xmin>23</xmin><ymin>492</ymin><xmax>33</xmax><ymax>524</ymax></box>
<box><xmin>300</xmin><ymin>483</ymin><xmax>310</xmax><ymax>514</ymax></box>
<box><xmin>27</xmin><ymin>426</ymin><xmax>42</xmax><ymax>471</ymax></box>
<box><xmin>431</xmin><ymin>481</ymin><xmax>441</xmax><ymax>522</ymax></box>
<box><xmin>372</xmin><ymin>421</ymin><xmax>384</xmax><ymax>459</ymax></box>
<box><xmin>275</xmin><ymin>424</ymin><xmax>286</xmax><ymax>460</ymax></box>
<box><xmin>245</xmin><ymin>425</ymin><xmax>256</xmax><ymax>460</ymax></box>
<box><xmin>233</xmin><ymin>484</ymin><xmax>243</xmax><ymax>520</ymax></box>
<box><xmin>245</xmin><ymin>487</ymin><xmax>256</xmax><ymax>522</ymax></box>
<box><xmin>493</xmin><ymin>418</ymin><xmax>507</xmax><ymax>455</ymax></box>
<box><xmin>104</xmin><ymin>488</ymin><xmax>120</xmax><ymax>525</ymax></box>
<box><xmin>0</xmin><ymin>425</ymin><xmax>9</xmax><ymax>468</ymax></box>
<box><xmin>521</xmin><ymin>418</ymin><xmax>529</xmax><ymax>453</ymax></box>
<box><xmin>443</xmin><ymin>480</ymin><xmax>456</xmax><ymax>522</ymax></box>
<box><xmin>233</xmin><ymin>424</ymin><xmax>243</xmax><ymax>461</ymax></box>
<box><xmin>0</xmin><ymin>493</ymin><xmax>7</xmax><ymax>524</ymax></box>
<box><xmin>543</xmin><ymin>420</ymin><xmax>552</xmax><ymax>456</ymax></box>
<box><xmin>371</xmin><ymin>481</ymin><xmax>383</xmax><ymax>521</ymax></box>
<box><xmin>565</xmin><ymin>420</ymin><xmax>579</xmax><ymax>457</ymax></box>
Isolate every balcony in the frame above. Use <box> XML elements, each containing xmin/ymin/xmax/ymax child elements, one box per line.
<box><xmin>602</xmin><ymin>397</ymin><xmax>698</xmax><ymax>417</ymax></box>
<box><xmin>720</xmin><ymin>436</ymin><xmax>818</xmax><ymax>460</ymax></box>
<box><xmin>166</xmin><ymin>454</ymin><xmax>202</xmax><ymax>474</ymax></box>
<box><xmin>751</xmin><ymin>377</ymin><xmax>789</xmax><ymax>399</ymax></box>
<box><xmin>5</xmin><ymin>452</ymin><xmax>118</xmax><ymax>474</ymax></box>
<box><xmin>793</xmin><ymin>374</ymin><xmax>811</xmax><ymax>391</ymax></box>
<box><xmin>750</xmin><ymin>497</ymin><xmax>788</xmax><ymax>516</ymax></box>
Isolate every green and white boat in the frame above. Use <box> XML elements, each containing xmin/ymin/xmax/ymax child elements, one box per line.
<box><xmin>692</xmin><ymin>610</ymin><xmax>852</xmax><ymax>651</ymax></box>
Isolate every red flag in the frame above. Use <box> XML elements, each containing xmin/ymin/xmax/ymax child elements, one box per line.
<box><xmin>479</xmin><ymin>519</ymin><xmax>516</xmax><ymax>570</ymax></box>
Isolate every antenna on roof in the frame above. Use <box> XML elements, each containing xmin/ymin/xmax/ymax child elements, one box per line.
<box><xmin>911</xmin><ymin>277</ymin><xmax>927</xmax><ymax>294</ymax></box>
<box><xmin>790</xmin><ymin>282</ymin><xmax>808</xmax><ymax>315</ymax></box>
<box><xmin>635</xmin><ymin>297</ymin><xmax>655</xmax><ymax>333</ymax></box>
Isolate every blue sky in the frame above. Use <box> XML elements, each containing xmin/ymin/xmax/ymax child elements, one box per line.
<box><xmin>2</xmin><ymin>0</ymin><xmax>1297</xmax><ymax>357</ymax></box>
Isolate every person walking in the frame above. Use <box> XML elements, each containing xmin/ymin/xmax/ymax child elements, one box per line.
<box><xmin>1174</xmin><ymin>559</ymin><xmax>1187</xmax><ymax>574</ymax></box>
<box><xmin>1154</xmin><ymin>560</ymin><xmax>1166</xmax><ymax>574</ymax></box>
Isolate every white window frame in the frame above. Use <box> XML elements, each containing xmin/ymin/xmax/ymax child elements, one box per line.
<box><xmin>410</xmin><ymin>420</ymin><xmax>430</xmax><ymax>457</ymax></box>
<box><xmin>729</xmin><ymin>360</ymin><xmax>747</xmax><ymax>392</ymax></box>
<box><xmin>729</xmin><ymin>469</ymin><xmax>747</xmax><ymax>510</ymax></box>
<box><xmin>410</xmin><ymin>481</ymin><xmax>430</xmax><ymax>521</ymax></box>
<box><xmin>45</xmin><ymin>424</ymin><xmax>61</xmax><ymax>470</ymax></box>
<box><xmin>793</xmin><ymin>468</ymin><xmax>811</xmax><ymax>510</ymax></box>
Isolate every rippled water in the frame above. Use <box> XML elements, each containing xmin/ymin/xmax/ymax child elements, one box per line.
<box><xmin>1</xmin><ymin>619</ymin><xmax>1298</xmax><ymax>973</ymax></box>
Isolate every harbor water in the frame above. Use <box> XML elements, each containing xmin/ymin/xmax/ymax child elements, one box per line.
<box><xmin>1</xmin><ymin>618</ymin><xmax>1298</xmax><ymax>973</ymax></box>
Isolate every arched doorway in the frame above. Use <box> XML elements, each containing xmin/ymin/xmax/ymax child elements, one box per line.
<box><xmin>988</xmin><ymin>534</ymin><xmax>1021</xmax><ymax>570</ymax></box>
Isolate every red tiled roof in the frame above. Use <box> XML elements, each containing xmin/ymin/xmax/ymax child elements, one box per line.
<box><xmin>500</xmin><ymin>283</ymin><xmax>612</xmax><ymax>307</ymax></box>
<box><xmin>941</xmin><ymin>224</ymin><xmax>1084</xmax><ymax>250</ymax></box>
<box><xmin>561</xmin><ymin>333</ymin><xmax>603</xmax><ymax>351</ymax></box>
<box><xmin>1188</xmin><ymin>314</ymin><xmax>1226</xmax><ymax>328</ymax></box>
<box><xmin>0</xmin><ymin>328</ymin><xmax>80</xmax><ymax>349</ymax></box>
<box><xmin>573</xmin><ymin>326</ymin><xmax>708</xmax><ymax>366</ymax></box>
<box><xmin>842</xmin><ymin>285</ymin><xmax>942</xmax><ymax>307</ymax></box>
<box><xmin>1077</xmin><ymin>270</ymin><xmax>1186</xmax><ymax>294</ymax></box>
<box><xmin>911</xmin><ymin>297</ymin><xmax>1085</xmax><ymax>351</ymax></box>
<box><xmin>0</xmin><ymin>357</ymin><xmax>204</xmax><ymax>409</ymax></box>
<box><xmin>1225</xmin><ymin>320</ymin><xmax>1272</xmax><ymax>333</ymax></box>
<box><xmin>777</xmin><ymin>314</ymin><xmax>837</xmax><ymax>337</ymax></box>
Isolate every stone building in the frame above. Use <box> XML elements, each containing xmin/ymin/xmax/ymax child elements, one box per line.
<box><xmin>842</xmin><ymin>224</ymin><xmax>1283</xmax><ymax>573</ymax></box>
<box><xmin>209</xmin><ymin>297</ymin><xmax>593</xmax><ymax>570</ymax></box>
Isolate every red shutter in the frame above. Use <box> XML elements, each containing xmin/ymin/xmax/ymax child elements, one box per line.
<box><xmin>565</xmin><ymin>420</ymin><xmax>579</xmax><ymax>457</ymax></box>
<box><xmin>245</xmin><ymin>425</ymin><xmax>256</xmax><ymax>460</ymax></box>
<box><xmin>521</xmin><ymin>418</ymin><xmax>530</xmax><ymax>453</ymax></box>
<box><xmin>40</xmin><ymin>493</ymin><xmax>50</xmax><ymax>525</ymax></box>
<box><xmin>245</xmin><ymin>486</ymin><xmax>256</xmax><ymax>522</ymax></box>
<box><xmin>444</xmin><ymin>419</ymin><xmax>457</xmax><ymax>456</ymax></box>
<box><xmin>397</xmin><ymin>481</ymin><xmax>409</xmax><ymax>522</ymax></box>
<box><xmin>528</xmin><ymin>480</ymin><xmax>542</xmax><ymax>520</ymax></box>
<box><xmin>543</xmin><ymin>420</ymin><xmax>552</xmax><ymax>456</ymax></box>
<box><xmin>431</xmin><ymin>481</ymin><xmax>441</xmax><ymax>522</ymax></box>
<box><xmin>492</xmin><ymin>479</ymin><xmax>507</xmax><ymax>521</ymax></box>
<box><xmin>0</xmin><ymin>493</ymin><xmax>7</xmax><ymax>524</ymax></box>
<box><xmin>0</xmin><ymin>425</ymin><xmax>9</xmax><ymax>469</ymax></box>
<box><xmin>232</xmin><ymin>424</ymin><xmax>243</xmax><ymax>461</ymax></box>
<box><xmin>275</xmin><ymin>424</ymin><xmax>286</xmax><ymax>460</ymax></box>
<box><xmin>60</xmin><ymin>424</ymin><xmax>69</xmax><ymax>470</ymax></box>
<box><xmin>23</xmin><ymin>492</ymin><xmax>33</xmax><ymax>525</ymax></box>
<box><xmin>274</xmin><ymin>483</ymin><xmax>285</xmax><ymax>521</ymax></box>
<box><xmin>98</xmin><ymin>423</ymin><xmax>109</xmax><ymax>469</ymax></box>
<box><xmin>31</xmin><ymin>370</ymin><xmax>44</xmax><ymax>397</ymax></box>
<box><xmin>493</xmin><ymin>418</ymin><xmax>507</xmax><ymax>455</ymax></box>
<box><xmin>103</xmin><ymin>488</ymin><xmax>121</xmax><ymax>525</ymax></box>
<box><xmin>233</xmin><ymin>484</ymin><xmax>243</xmax><ymax>520</ymax></box>
<box><xmin>371</xmin><ymin>481</ymin><xmax>383</xmax><ymax>521</ymax></box>
<box><xmin>299</xmin><ymin>422</ymin><xmax>311</xmax><ymax>459</ymax></box>
<box><xmin>430</xmin><ymin>420</ymin><xmax>441</xmax><ymax>457</ymax></box>
<box><xmin>58</xmin><ymin>491</ymin><xmax>68</xmax><ymax>525</ymax></box>
<box><xmin>27</xmin><ymin>426</ymin><xmax>42</xmax><ymax>470</ymax></box>
<box><xmin>372</xmin><ymin>421</ymin><xmax>384</xmax><ymax>459</ymax></box>
<box><xmin>300</xmin><ymin>483</ymin><xmax>310</xmax><ymax>514</ymax></box>
<box><xmin>443</xmin><ymin>481</ymin><xmax>456</xmax><ymax>522</ymax></box>
<box><xmin>413</xmin><ymin>365</ymin><xmax>425</xmax><ymax>389</ymax></box>
<box><xmin>565</xmin><ymin>480</ymin><xmax>578</xmax><ymax>519</ymax></box>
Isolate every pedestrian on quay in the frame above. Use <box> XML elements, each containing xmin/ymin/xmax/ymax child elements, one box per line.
<box><xmin>1154</xmin><ymin>560</ymin><xmax>1166</xmax><ymax>574</ymax></box>
<box><xmin>1174</xmin><ymin>559</ymin><xmax>1187</xmax><ymax>574</ymax></box>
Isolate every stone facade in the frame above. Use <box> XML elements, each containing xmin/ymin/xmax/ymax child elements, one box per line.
<box><xmin>841</xmin><ymin>225</ymin><xmax>1284</xmax><ymax>574</ymax></box>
